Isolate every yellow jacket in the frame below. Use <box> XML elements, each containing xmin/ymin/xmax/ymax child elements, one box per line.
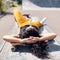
<box><xmin>13</xmin><ymin>10</ymin><xmax>42</xmax><ymax>28</ymax></box>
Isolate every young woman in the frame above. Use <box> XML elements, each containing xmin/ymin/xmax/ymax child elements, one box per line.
<box><xmin>3</xmin><ymin>10</ymin><xmax>57</xmax><ymax>58</ymax></box>
<box><xmin>3</xmin><ymin>10</ymin><xmax>56</xmax><ymax>44</ymax></box>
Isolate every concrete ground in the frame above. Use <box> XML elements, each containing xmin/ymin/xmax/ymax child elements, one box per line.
<box><xmin>0</xmin><ymin>6</ymin><xmax>22</xmax><ymax>51</ymax></box>
<box><xmin>22</xmin><ymin>0</ymin><xmax>60</xmax><ymax>36</ymax></box>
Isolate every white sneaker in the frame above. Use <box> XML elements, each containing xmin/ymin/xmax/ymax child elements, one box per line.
<box><xmin>40</xmin><ymin>17</ymin><xmax>47</xmax><ymax>25</ymax></box>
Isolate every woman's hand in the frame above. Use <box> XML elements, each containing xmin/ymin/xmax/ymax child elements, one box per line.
<box><xmin>22</xmin><ymin>36</ymin><xmax>40</xmax><ymax>44</ymax></box>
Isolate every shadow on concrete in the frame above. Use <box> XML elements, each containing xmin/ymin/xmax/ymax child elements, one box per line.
<box><xmin>29</xmin><ymin>0</ymin><xmax>60</xmax><ymax>8</ymax></box>
<box><xmin>11</xmin><ymin>45</ymin><xmax>31</xmax><ymax>53</ymax></box>
<box><xmin>0</xmin><ymin>12</ymin><xmax>13</xmax><ymax>18</ymax></box>
<box><xmin>48</xmin><ymin>43</ymin><xmax>60</xmax><ymax>52</ymax></box>
<box><xmin>11</xmin><ymin>42</ymin><xmax>60</xmax><ymax>53</ymax></box>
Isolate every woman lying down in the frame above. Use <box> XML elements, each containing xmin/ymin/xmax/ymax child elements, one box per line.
<box><xmin>3</xmin><ymin>10</ymin><xmax>57</xmax><ymax>58</ymax></box>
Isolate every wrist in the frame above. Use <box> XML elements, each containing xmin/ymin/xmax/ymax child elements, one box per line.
<box><xmin>37</xmin><ymin>37</ymin><xmax>41</xmax><ymax>41</ymax></box>
<box><xmin>21</xmin><ymin>39</ymin><xmax>26</xmax><ymax>43</ymax></box>
<box><xmin>19</xmin><ymin>39</ymin><xmax>25</xmax><ymax>44</ymax></box>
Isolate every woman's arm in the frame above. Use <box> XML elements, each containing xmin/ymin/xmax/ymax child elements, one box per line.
<box><xmin>3</xmin><ymin>33</ymin><xmax>57</xmax><ymax>44</ymax></box>
<box><xmin>3</xmin><ymin>35</ymin><xmax>36</xmax><ymax>44</ymax></box>
<box><xmin>39</xmin><ymin>33</ymin><xmax>57</xmax><ymax>41</ymax></box>
<box><xmin>3</xmin><ymin>35</ymin><xmax>25</xmax><ymax>43</ymax></box>
<box><xmin>31</xmin><ymin>33</ymin><xmax>57</xmax><ymax>42</ymax></box>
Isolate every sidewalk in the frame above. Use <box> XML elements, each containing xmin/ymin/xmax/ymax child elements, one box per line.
<box><xmin>0</xmin><ymin>6</ymin><xmax>22</xmax><ymax>52</ymax></box>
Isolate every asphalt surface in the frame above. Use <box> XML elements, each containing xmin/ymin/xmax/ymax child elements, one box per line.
<box><xmin>22</xmin><ymin>0</ymin><xmax>60</xmax><ymax>10</ymax></box>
